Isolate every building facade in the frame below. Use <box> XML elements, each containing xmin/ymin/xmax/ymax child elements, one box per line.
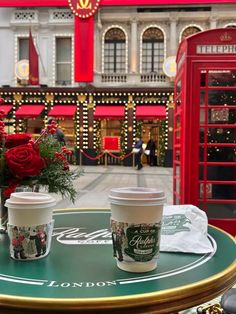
<box><xmin>0</xmin><ymin>2</ymin><xmax>236</xmax><ymax>166</ymax></box>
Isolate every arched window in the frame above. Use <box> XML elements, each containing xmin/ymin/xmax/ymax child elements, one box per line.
<box><xmin>142</xmin><ymin>27</ymin><xmax>164</xmax><ymax>73</ymax></box>
<box><xmin>181</xmin><ymin>26</ymin><xmax>201</xmax><ymax>41</ymax></box>
<box><xmin>104</xmin><ymin>28</ymin><xmax>126</xmax><ymax>73</ymax></box>
<box><xmin>225</xmin><ymin>24</ymin><xmax>236</xmax><ymax>28</ymax></box>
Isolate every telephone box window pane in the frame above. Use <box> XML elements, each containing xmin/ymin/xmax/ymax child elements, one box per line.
<box><xmin>207</xmin><ymin>147</ymin><xmax>235</xmax><ymax>162</ymax></box>
<box><xmin>200</xmin><ymin>109</ymin><xmax>205</xmax><ymax>124</ymax></box>
<box><xmin>200</xmin><ymin>91</ymin><xmax>205</xmax><ymax>106</ymax></box>
<box><xmin>200</xmin><ymin>71</ymin><xmax>206</xmax><ymax>87</ymax></box>
<box><xmin>207</xmin><ymin>165</ymin><xmax>236</xmax><ymax>180</ymax></box>
<box><xmin>208</xmin><ymin>70</ymin><xmax>236</xmax><ymax>87</ymax></box>
<box><xmin>206</xmin><ymin>203</ymin><xmax>235</xmax><ymax>217</ymax></box>
<box><xmin>208</xmin><ymin>90</ymin><xmax>236</xmax><ymax>106</ymax></box>
<box><xmin>199</xmin><ymin>183</ymin><xmax>212</xmax><ymax>199</ymax></box>
<box><xmin>199</xmin><ymin>147</ymin><xmax>204</xmax><ymax>162</ymax></box>
<box><xmin>199</xmin><ymin>183</ymin><xmax>235</xmax><ymax>200</ymax></box>
<box><xmin>199</xmin><ymin>165</ymin><xmax>204</xmax><ymax>180</ymax></box>
<box><xmin>207</xmin><ymin>127</ymin><xmax>236</xmax><ymax>143</ymax></box>
<box><xmin>199</xmin><ymin>127</ymin><xmax>205</xmax><ymax>143</ymax></box>
<box><xmin>209</xmin><ymin>108</ymin><xmax>235</xmax><ymax>124</ymax></box>
<box><xmin>211</xmin><ymin>184</ymin><xmax>236</xmax><ymax>200</ymax></box>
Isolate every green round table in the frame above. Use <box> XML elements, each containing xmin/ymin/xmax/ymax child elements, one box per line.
<box><xmin>0</xmin><ymin>209</ymin><xmax>235</xmax><ymax>314</ymax></box>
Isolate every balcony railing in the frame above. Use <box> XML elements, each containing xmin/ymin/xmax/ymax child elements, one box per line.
<box><xmin>94</xmin><ymin>72</ymin><xmax>170</xmax><ymax>88</ymax></box>
<box><xmin>140</xmin><ymin>73</ymin><xmax>167</xmax><ymax>83</ymax></box>
<box><xmin>101</xmin><ymin>74</ymin><xmax>127</xmax><ymax>83</ymax></box>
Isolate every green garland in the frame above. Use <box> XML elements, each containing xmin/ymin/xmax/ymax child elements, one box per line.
<box><xmin>135</xmin><ymin>121</ymin><xmax>142</xmax><ymax>139</ymax></box>
<box><xmin>120</xmin><ymin>120</ymin><xmax>126</xmax><ymax>155</ymax></box>
<box><xmin>158</xmin><ymin>120</ymin><xmax>166</xmax><ymax>166</ymax></box>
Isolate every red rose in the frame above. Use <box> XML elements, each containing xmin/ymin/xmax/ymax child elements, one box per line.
<box><xmin>5</xmin><ymin>133</ymin><xmax>32</xmax><ymax>149</ymax></box>
<box><xmin>5</xmin><ymin>144</ymin><xmax>45</xmax><ymax>179</ymax></box>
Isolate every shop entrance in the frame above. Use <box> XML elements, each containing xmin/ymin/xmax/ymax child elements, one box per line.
<box><xmin>142</xmin><ymin>122</ymin><xmax>160</xmax><ymax>166</ymax></box>
<box><xmin>174</xmin><ymin>28</ymin><xmax>236</xmax><ymax>218</ymax></box>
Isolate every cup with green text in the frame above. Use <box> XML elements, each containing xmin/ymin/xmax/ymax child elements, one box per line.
<box><xmin>109</xmin><ymin>187</ymin><xmax>166</xmax><ymax>273</ymax></box>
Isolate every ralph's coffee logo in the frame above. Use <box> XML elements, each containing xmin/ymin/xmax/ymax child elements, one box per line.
<box><xmin>53</xmin><ymin>227</ymin><xmax>112</xmax><ymax>244</ymax></box>
<box><xmin>68</xmin><ymin>0</ymin><xmax>100</xmax><ymax>18</ymax></box>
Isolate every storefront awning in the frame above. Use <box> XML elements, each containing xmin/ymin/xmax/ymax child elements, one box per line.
<box><xmin>15</xmin><ymin>105</ymin><xmax>45</xmax><ymax>118</ymax></box>
<box><xmin>94</xmin><ymin>106</ymin><xmax>124</xmax><ymax>119</ymax></box>
<box><xmin>48</xmin><ymin>106</ymin><xmax>77</xmax><ymax>118</ymax></box>
<box><xmin>136</xmin><ymin>106</ymin><xmax>166</xmax><ymax>120</ymax></box>
<box><xmin>0</xmin><ymin>105</ymin><xmax>13</xmax><ymax>117</ymax></box>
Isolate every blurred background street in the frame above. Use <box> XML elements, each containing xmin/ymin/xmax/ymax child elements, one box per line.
<box><xmin>53</xmin><ymin>165</ymin><xmax>173</xmax><ymax>210</ymax></box>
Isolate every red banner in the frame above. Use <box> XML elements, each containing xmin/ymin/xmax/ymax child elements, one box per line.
<box><xmin>28</xmin><ymin>30</ymin><xmax>39</xmax><ymax>85</ymax></box>
<box><xmin>102</xmin><ymin>136</ymin><xmax>120</xmax><ymax>151</ymax></box>
<box><xmin>74</xmin><ymin>16</ymin><xmax>94</xmax><ymax>82</ymax></box>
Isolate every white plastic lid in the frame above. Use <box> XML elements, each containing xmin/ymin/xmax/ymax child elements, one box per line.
<box><xmin>109</xmin><ymin>187</ymin><xmax>165</xmax><ymax>204</ymax></box>
<box><xmin>5</xmin><ymin>192</ymin><xmax>56</xmax><ymax>208</ymax></box>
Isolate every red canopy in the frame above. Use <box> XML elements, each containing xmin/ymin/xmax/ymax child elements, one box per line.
<box><xmin>94</xmin><ymin>106</ymin><xmax>124</xmax><ymax>119</ymax></box>
<box><xmin>0</xmin><ymin>105</ymin><xmax>13</xmax><ymax>117</ymax></box>
<box><xmin>48</xmin><ymin>105</ymin><xmax>77</xmax><ymax>118</ymax></box>
<box><xmin>136</xmin><ymin>106</ymin><xmax>166</xmax><ymax>120</ymax></box>
<box><xmin>15</xmin><ymin>105</ymin><xmax>44</xmax><ymax>118</ymax></box>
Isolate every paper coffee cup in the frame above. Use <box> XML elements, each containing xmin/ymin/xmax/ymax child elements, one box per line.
<box><xmin>5</xmin><ymin>192</ymin><xmax>56</xmax><ymax>261</ymax></box>
<box><xmin>109</xmin><ymin>187</ymin><xmax>166</xmax><ymax>273</ymax></box>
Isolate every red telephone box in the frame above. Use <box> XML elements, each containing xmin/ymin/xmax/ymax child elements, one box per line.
<box><xmin>174</xmin><ymin>28</ymin><xmax>236</xmax><ymax>218</ymax></box>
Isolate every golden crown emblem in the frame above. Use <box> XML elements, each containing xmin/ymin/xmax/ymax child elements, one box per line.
<box><xmin>220</xmin><ymin>32</ymin><xmax>232</xmax><ymax>42</ymax></box>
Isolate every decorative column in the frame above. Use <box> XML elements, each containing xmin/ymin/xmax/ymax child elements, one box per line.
<box><xmin>95</xmin><ymin>11</ymin><xmax>102</xmax><ymax>72</ymax></box>
<box><xmin>87</xmin><ymin>94</ymin><xmax>94</xmax><ymax>149</ymax></box>
<box><xmin>123</xmin><ymin>95</ymin><xmax>135</xmax><ymax>166</ymax></box>
<box><xmin>210</xmin><ymin>15</ymin><xmax>217</xmax><ymax>29</ymax></box>
<box><xmin>75</xmin><ymin>94</ymin><xmax>86</xmax><ymax>165</ymax></box>
<box><xmin>127</xmin><ymin>95</ymin><xmax>135</xmax><ymax>149</ymax></box>
<box><xmin>13</xmin><ymin>94</ymin><xmax>22</xmax><ymax>133</ymax></box>
<box><xmin>130</xmin><ymin>17</ymin><xmax>138</xmax><ymax>73</ymax></box>
<box><xmin>169</xmin><ymin>15</ymin><xmax>178</xmax><ymax>56</ymax></box>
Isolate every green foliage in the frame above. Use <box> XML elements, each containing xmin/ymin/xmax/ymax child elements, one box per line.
<box><xmin>37</xmin><ymin>163</ymin><xmax>78</xmax><ymax>203</ymax></box>
<box><xmin>39</xmin><ymin>136</ymin><xmax>61</xmax><ymax>159</ymax></box>
<box><xmin>158</xmin><ymin>120</ymin><xmax>166</xmax><ymax>166</ymax></box>
<box><xmin>136</xmin><ymin>121</ymin><xmax>143</xmax><ymax>139</ymax></box>
<box><xmin>120</xmin><ymin>120</ymin><xmax>126</xmax><ymax>155</ymax></box>
<box><xmin>37</xmin><ymin>136</ymin><xmax>80</xmax><ymax>203</ymax></box>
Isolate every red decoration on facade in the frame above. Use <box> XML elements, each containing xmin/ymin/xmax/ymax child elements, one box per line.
<box><xmin>29</xmin><ymin>30</ymin><xmax>39</xmax><ymax>85</ymax></box>
<box><xmin>102</xmin><ymin>136</ymin><xmax>120</xmax><ymax>151</ymax></box>
<box><xmin>68</xmin><ymin>0</ymin><xmax>100</xmax><ymax>18</ymax></box>
<box><xmin>74</xmin><ymin>16</ymin><xmax>94</xmax><ymax>81</ymax></box>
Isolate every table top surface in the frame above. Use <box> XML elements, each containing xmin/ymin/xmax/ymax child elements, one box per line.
<box><xmin>0</xmin><ymin>209</ymin><xmax>235</xmax><ymax>313</ymax></box>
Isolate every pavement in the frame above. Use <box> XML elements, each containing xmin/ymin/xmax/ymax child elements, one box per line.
<box><xmin>53</xmin><ymin>164</ymin><xmax>173</xmax><ymax>210</ymax></box>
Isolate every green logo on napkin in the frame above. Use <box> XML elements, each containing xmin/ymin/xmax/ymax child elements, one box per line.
<box><xmin>162</xmin><ymin>214</ymin><xmax>191</xmax><ymax>235</ymax></box>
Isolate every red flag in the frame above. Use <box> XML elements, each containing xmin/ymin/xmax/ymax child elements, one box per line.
<box><xmin>29</xmin><ymin>29</ymin><xmax>39</xmax><ymax>85</ymax></box>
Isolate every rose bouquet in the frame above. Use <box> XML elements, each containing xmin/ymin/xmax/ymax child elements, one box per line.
<box><xmin>0</xmin><ymin>108</ymin><xmax>78</xmax><ymax>203</ymax></box>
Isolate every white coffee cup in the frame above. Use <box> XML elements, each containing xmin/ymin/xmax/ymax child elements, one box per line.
<box><xmin>109</xmin><ymin>187</ymin><xmax>166</xmax><ymax>273</ymax></box>
<box><xmin>5</xmin><ymin>192</ymin><xmax>56</xmax><ymax>261</ymax></box>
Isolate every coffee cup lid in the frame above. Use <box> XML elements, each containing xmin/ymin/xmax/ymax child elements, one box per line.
<box><xmin>109</xmin><ymin>187</ymin><xmax>165</xmax><ymax>201</ymax></box>
<box><xmin>5</xmin><ymin>192</ymin><xmax>56</xmax><ymax>207</ymax></box>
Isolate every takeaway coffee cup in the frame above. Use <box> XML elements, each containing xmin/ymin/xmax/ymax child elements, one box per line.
<box><xmin>5</xmin><ymin>192</ymin><xmax>56</xmax><ymax>261</ymax></box>
<box><xmin>109</xmin><ymin>187</ymin><xmax>166</xmax><ymax>273</ymax></box>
